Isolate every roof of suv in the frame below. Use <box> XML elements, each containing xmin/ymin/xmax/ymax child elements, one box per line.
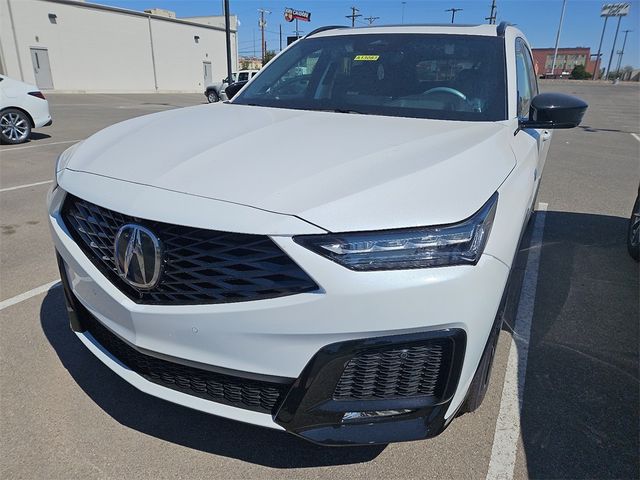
<box><xmin>308</xmin><ymin>23</ymin><xmax>509</xmax><ymax>39</ymax></box>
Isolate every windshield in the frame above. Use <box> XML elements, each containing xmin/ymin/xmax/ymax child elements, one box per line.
<box><xmin>233</xmin><ymin>33</ymin><xmax>507</xmax><ymax>121</ymax></box>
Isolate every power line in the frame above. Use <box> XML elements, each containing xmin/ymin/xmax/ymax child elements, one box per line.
<box><xmin>445</xmin><ymin>8</ymin><xmax>463</xmax><ymax>24</ymax></box>
<box><xmin>346</xmin><ymin>6</ymin><xmax>362</xmax><ymax>27</ymax></box>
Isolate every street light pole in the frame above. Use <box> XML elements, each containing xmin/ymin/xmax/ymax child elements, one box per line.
<box><xmin>550</xmin><ymin>0</ymin><xmax>567</xmax><ymax>77</ymax></box>
<box><xmin>605</xmin><ymin>14</ymin><xmax>623</xmax><ymax>79</ymax></box>
<box><xmin>592</xmin><ymin>15</ymin><xmax>609</xmax><ymax>79</ymax></box>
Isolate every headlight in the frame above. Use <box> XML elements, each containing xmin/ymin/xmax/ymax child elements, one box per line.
<box><xmin>294</xmin><ymin>193</ymin><xmax>498</xmax><ymax>271</ymax></box>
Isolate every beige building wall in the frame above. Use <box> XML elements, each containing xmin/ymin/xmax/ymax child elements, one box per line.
<box><xmin>0</xmin><ymin>0</ymin><xmax>238</xmax><ymax>92</ymax></box>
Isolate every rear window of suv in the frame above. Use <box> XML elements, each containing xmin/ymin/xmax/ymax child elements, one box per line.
<box><xmin>233</xmin><ymin>33</ymin><xmax>507</xmax><ymax>121</ymax></box>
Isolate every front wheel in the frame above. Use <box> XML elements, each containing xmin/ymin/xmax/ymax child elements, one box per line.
<box><xmin>0</xmin><ymin>109</ymin><xmax>31</xmax><ymax>144</ymax></box>
<box><xmin>460</xmin><ymin>312</ymin><xmax>503</xmax><ymax>414</ymax></box>
<box><xmin>206</xmin><ymin>90</ymin><xmax>220</xmax><ymax>103</ymax></box>
<box><xmin>627</xmin><ymin>193</ymin><xmax>640</xmax><ymax>261</ymax></box>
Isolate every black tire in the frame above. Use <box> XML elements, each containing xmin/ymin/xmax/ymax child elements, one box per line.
<box><xmin>460</xmin><ymin>310</ymin><xmax>503</xmax><ymax>414</ymax></box>
<box><xmin>0</xmin><ymin>108</ymin><xmax>31</xmax><ymax>144</ymax></box>
<box><xmin>627</xmin><ymin>194</ymin><xmax>640</xmax><ymax>261</ymax></box>
<box><xmin>206</xmin><ymin>90</ymin><xmax>220</xmax><ymax>103</ymax></box>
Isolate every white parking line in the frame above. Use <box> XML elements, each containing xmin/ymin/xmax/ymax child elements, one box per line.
<box><xmin>0</xmin><ymin>281</ymin><xmax>61</xmax><ymax>312</ymax></box>
<box><xmin>0</xmin><ymin>139</ymin><xmax>81</xmax><ymax>152</ymax></box>
<box><xmin>486</xmin><ymin>202</ymin><xmax>548</xmax><ymax>480</ymax></box>
<box><xmin>631</xmin><ymin>133</ymin><xmax>640</xmax><ymax>143</ymax></box>
<box><xmin>0</xmin><ymin>180</ymin><xmax>53</xmax><ymax>193</ymax></box>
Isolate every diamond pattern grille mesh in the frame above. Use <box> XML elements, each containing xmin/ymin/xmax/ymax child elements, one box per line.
<box><xmin>62</xmin><ymin>195</ymin><xmax>318</xmax><ymax>305</ymax></box>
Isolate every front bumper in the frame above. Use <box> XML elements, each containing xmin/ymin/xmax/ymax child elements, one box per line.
<box><xmin>49</xmin><ymin>186</ymin><xmax>509</xmax><ymax>445</ymax></box>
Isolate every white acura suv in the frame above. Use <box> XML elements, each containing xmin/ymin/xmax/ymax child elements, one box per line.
<box><xmin>48</xmin><ymin>23</ymin><xmax>586</xmax><ymax>446</ymax></box>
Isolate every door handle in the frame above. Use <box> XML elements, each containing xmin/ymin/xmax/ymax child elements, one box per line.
<box><xmin>541</xmin><ymin>130</ymin><xmax>551</xmax><ymax>141</ymax></box>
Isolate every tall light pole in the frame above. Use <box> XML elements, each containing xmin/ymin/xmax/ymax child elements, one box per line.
<box><xmin>605</xmin><ymin>14</ymin><xmax>623</xmax><ymax>79</ymax></box>
<box><xmin>592</xmin><ymin>15</ymin><xmax>609</xmax><ymax>79</ymax></box>
<box><xmin>401</xmin><ymin>1</ymin><xmax>406</xmax><ymax>24</ymax></box>
<box><xmin>615</xmin><ymin>29</ymin><xmax>632</xmax><ymax>75</ymax></box>
<box><xmin>550</xmin><ymin>0</ymin><xmax>567</xmax><ymax>77</ymax></box>
<box><xmin>445</xmin><ymin>8</ymin><xmax>463</xmax><ymax>23</ymax></box>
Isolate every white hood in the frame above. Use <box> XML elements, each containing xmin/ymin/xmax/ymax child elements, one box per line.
<box><xmin>66</xmin><ymin>103</ymin><xmax>516</xmax><ymax>232</ymax></box>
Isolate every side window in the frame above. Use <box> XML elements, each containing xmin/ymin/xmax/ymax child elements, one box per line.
<box><xmin>238</xmin><ymin>72</ymin><xmax>249</xmax><ymax>82</ymax></box>
<box><xmin>515</xmin><ymin>38</ymin><xmax>537</xmax><ymax>118</ymax></box>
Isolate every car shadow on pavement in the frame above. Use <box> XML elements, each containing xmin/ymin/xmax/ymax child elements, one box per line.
<box><xmin>28</xmin><ymin>132</ymin><xmax>52</xmax><ymax>141</ymax></box>
<box><xmin>39</xmin><ymin>291</ymin><xmax>385</xmax><ymax>468</ymax></box>
<box><xmin>515</xmin><ymin>211</ymin><xmax>639</xmax><ymax>479</ymax></box>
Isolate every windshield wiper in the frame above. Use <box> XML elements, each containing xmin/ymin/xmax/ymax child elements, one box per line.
<box><xmin>318</xmin><ymin>108</ymin><xmax>369</xmax><ymax>115</ymax></box>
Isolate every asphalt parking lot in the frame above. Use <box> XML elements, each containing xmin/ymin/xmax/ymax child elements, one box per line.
<box><xmin>1</xmin><ymin>81</ymin><xmax>638</xmax><ymax>479</ymax></box>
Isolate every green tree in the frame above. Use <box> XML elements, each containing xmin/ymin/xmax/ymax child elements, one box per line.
<box><xmin>569</xmin><ymin>64</ymin><xmax>592</xmax><ymax>80</ymax></box>
<box><xmin>263</xmin><ymin>50</ymin><xmax>277</xmax><ymax>66</ymax></box>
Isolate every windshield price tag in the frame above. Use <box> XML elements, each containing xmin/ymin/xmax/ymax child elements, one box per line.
<box><xmin>354</xmin><ymin>55</ymin><xmax>380</xmax><ymax>61</ymax></box>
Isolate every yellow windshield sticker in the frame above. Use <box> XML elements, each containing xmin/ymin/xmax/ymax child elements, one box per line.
<box><xmin>354</xmin><ymin>55</ymin><xmax>379</xmax><ymax>61</ymax></box>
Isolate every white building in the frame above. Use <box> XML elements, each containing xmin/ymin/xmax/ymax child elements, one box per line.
<box><xmin>0</xmin><ymin>0</ymin><xmax>238</xmax><ymax>92</ymax></box>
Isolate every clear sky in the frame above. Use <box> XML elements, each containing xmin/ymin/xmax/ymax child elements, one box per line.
<box><xmin>99</xmin><ymin>1</ymin><xmax>639</xmax><ymax>69</ymax></box>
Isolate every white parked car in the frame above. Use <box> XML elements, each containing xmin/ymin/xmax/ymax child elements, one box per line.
<box><xmin>204</xmin><ymin>69</ymin><xmax>259</xmax><ymax>103</ymax></box>
<box><xmin>0</xmin><ymin>74</ymin><xmax>52</xmax><ymax>144</ymax></box>
<box><xmin>49</xmin><ymin>23</ymin><xmax>586</xmax><ymax>446</ymax></box>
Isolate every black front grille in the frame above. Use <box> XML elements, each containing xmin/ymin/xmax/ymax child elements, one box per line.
<box><xmin>61</xmin><ymin>195</ymin><xmax>318</xmax><ymax>305</ymax></box>
<box><xmin>333</xmin><ymin>341</ymin><xmax>451</xmax><ymax>400</ymax></box>
<box><xmin>83</xmin><ymin>312</ymin><xmax>294</xmax><ymax>414</ymax></box>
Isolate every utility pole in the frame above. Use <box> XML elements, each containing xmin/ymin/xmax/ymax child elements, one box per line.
<box><xmin>224</xmin><ymin>0</ymin><xmax>232</xmax><ymax>88</ymax></box>
<box><xmin>486</xmin><ymin>0</ymin><xmax>497</xmax><ymax>24</ymax></box>
<box><xmin>605</xmin><ymin>14</ymin><xmax>623</xmax><ymax>79</ymax></box>
<box><xmin>346</xmin><ymin>6</ymin><xmax>361</xmax><ymax>27</ymax></box>
<box><xmin>550</xmin><ymin>0</ymin><xmax>567</xmax><ymax>77</ymax></box>
<box><xmin>258</xmin><ymin>8</ymin><xmax>270</xmax><ymax>66</ymax></box>
<box><xmin>279</xmin><ymin>24</ymin><xmax>282</xmax><ymax>51</ymax></box>
<box><xmin>614</xmin><ymin>29</ymin><xmax>632</xmax><ymax>76</ymax></box>
<box><xmin>364</xmin><ymin>16</ymin><xmax>380</xmax><ymax>25</ymax></box>
<box><xmin>592</xmin><ymin>15</ymin><xmax>609</xmax><ymax>79</ymax></box>
<box><xmin>445</xmin><ymin>8</ymin><xmax>462</xmax><ymax>24</ymax></box>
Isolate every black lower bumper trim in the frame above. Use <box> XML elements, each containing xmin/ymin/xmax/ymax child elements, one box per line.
<box><xmin>274</xmin><ymin>329</ymin><xmax>466</xmax><ymax>446</ymax></box>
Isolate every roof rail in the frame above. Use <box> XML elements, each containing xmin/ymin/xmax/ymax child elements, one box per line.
<box><xmin>304</xmin><ymin>25</ymin><xmax>348</xmax><ymax>39</ymax></box>
<box><xmin>496</xmin><ymin>21</ymin><xmax>511</xmax><ymax>37</ymax></box>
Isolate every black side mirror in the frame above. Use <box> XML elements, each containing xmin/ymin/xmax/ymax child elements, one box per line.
<box><xmin>520</xmin><ymin>93</ymin><xmax>588</xmax><ymax>129</ymax></box>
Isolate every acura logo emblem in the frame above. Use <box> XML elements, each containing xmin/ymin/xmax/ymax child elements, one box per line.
<box><xmin>114</xmin><ymin>224</ymin><xmax>162</xmax><ymax>289</ymax></box>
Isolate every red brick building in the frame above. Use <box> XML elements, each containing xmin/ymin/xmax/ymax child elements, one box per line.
<box><xmin>531</xmin><ymin>47</ymin><xmax>601</xmax><ymax>79</ymax></box>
